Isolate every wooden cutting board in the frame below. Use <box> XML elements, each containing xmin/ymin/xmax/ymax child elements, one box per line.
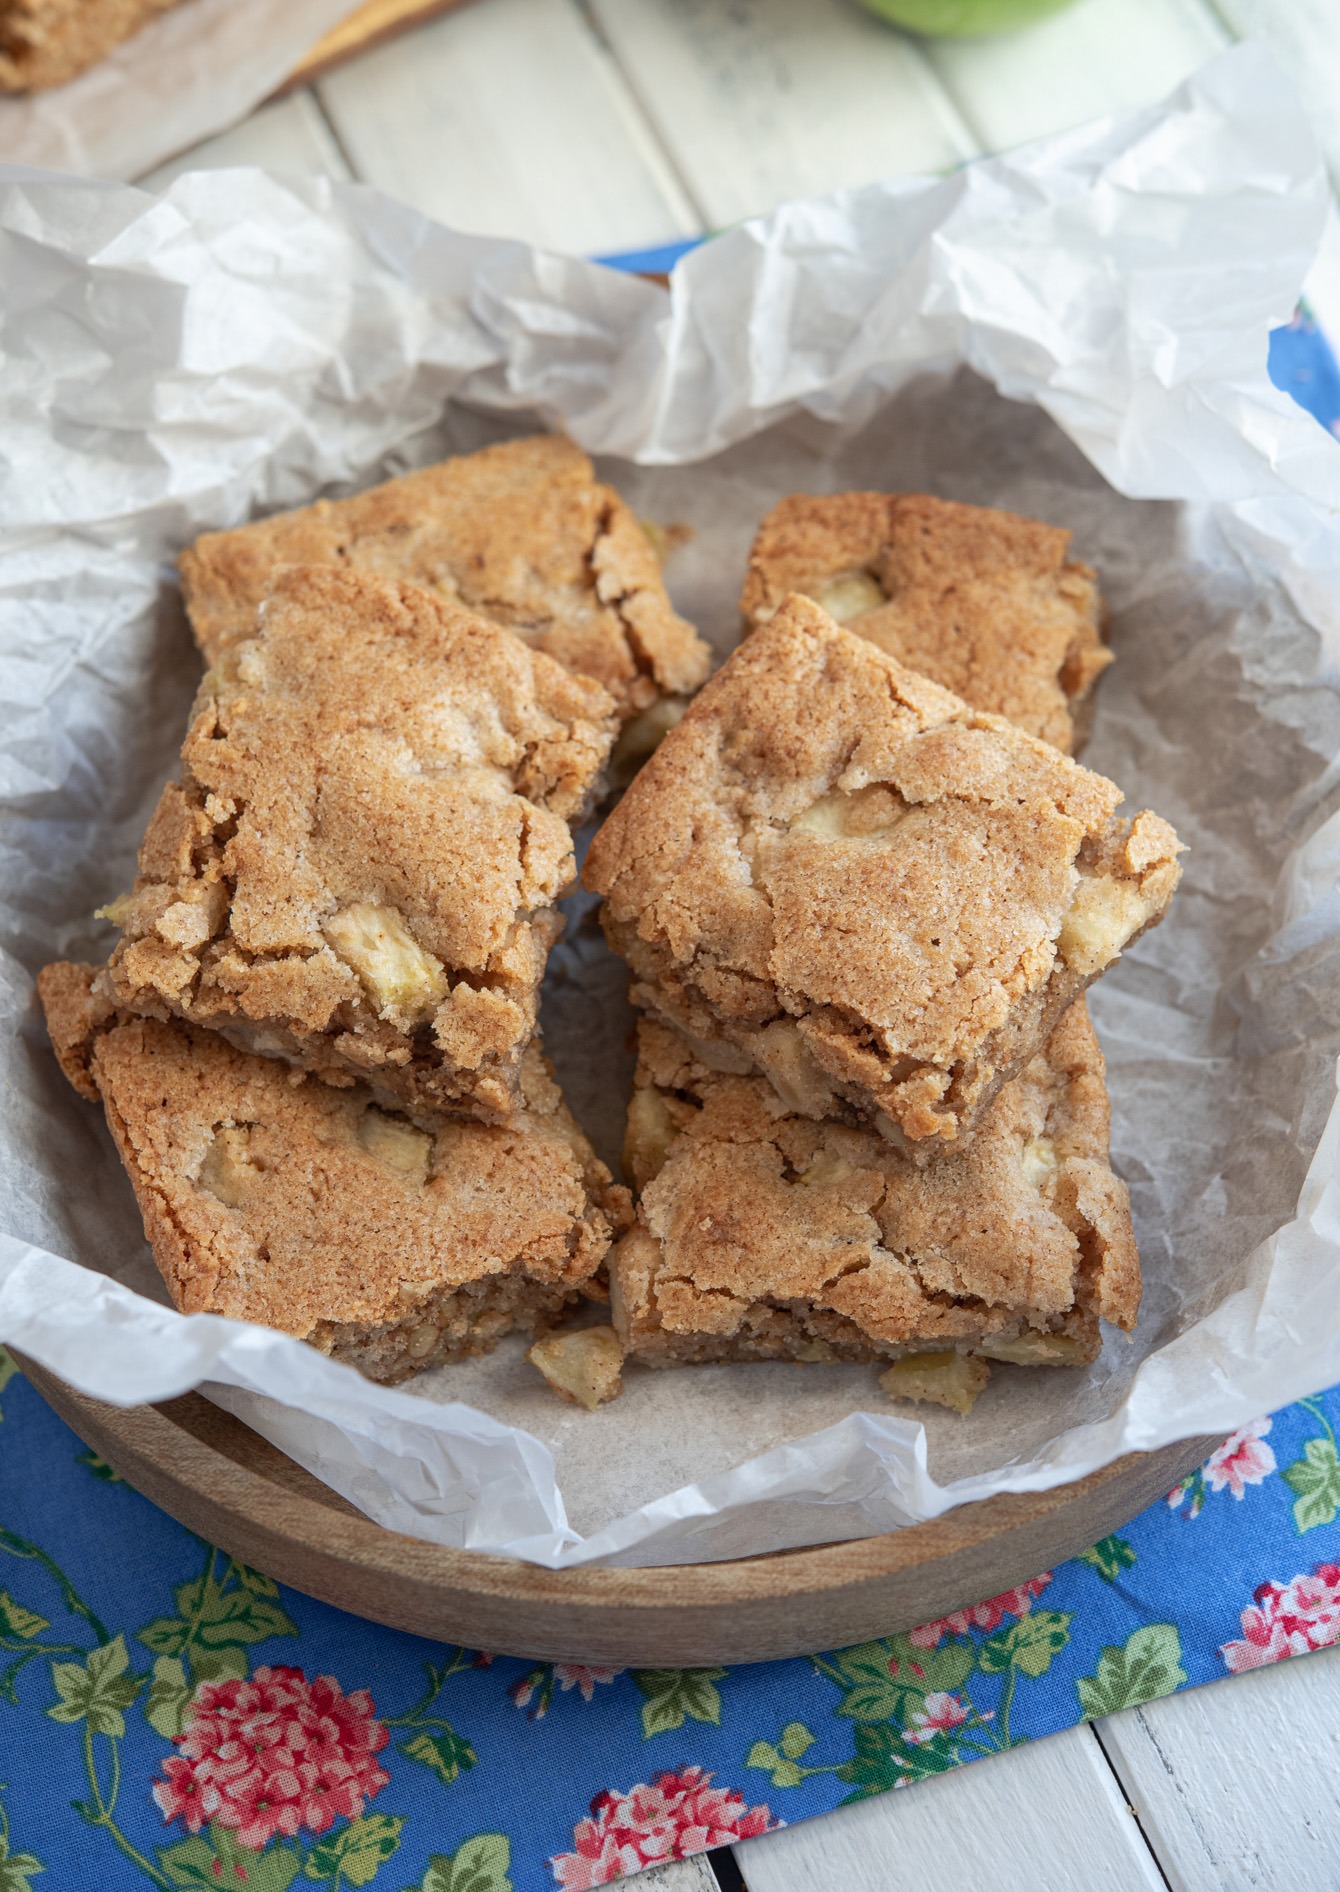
<box><xmin>281</xmin><ymin>0</ymin><xmax>472</xmax><ymax>92</ymax></box>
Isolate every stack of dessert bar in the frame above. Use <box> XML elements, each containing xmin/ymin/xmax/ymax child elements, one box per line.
<box><xmin>586</xmin><ymin>494</ymin><xmax>1183</xmax><ymax>1413</ymax></box>
<box><xmin>39</xmin><ymin>437</ymin><xmax>712</xmax><ymax>1386</ymax></box>
<box><xmin>41</xmin><ymin>447</ymin><xmax>1183</xmax><ymax>1421</ymax></box>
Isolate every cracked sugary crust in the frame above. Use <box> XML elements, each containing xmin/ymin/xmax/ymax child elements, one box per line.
<box><xmin>38</xmin><ymin>963</ymin><xmax>630</xmax><ymax>1385</ymax></box>
<box><xmin>585</xmin><ymin>595</ymin><xmax>1182</xmax><ymax>1151</ymax></box>
<box><xmin>612</xmin><ymin>1004</ymin><xmax>1139</xmax><ymax>1366</ymax></box>
<box><xmin>180</xmin><ymin>434</ymin><xmax>713</xmax><ymax>722</ymax></box>
<box><xmin>0</xmin><ymin>0</ymin><xmax>181</xmax><ymax>90</ymax></box>
<box><xmin>741</xmin><ymin>492</ymin><xmax>1111</xmax><ymax>752</ymax></box>
<box><xmin>100</xmin><ymin>564</ymin><xmax>618</xmax><ymax>1123</ymax></box>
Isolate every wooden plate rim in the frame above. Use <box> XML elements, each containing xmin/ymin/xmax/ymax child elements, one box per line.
<box><xmin>20</xmin><ymin>1357</ymin><xmax>1215</xmax><ymax>1605</ymax></box>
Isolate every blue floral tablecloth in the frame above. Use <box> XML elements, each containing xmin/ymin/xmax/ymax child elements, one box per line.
<box><xmin>4</xmin><ymin>1356</ymin><xmax>1340</xmax><ymax>1892</ymax></box>
<box><xmin>4</xmin><ymin>308</ymin><xmax>1340</xmax><ymax>1892</ymax></box>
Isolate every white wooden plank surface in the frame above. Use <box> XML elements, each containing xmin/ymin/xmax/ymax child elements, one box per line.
<box><xmin>926</xmin><ymin>0</ymin><xmax>1229</xmax><ymax>156</ymax></box>
<box><xmin>586</xmin><ymin>0</ymin><xmax>978</xmax><ymax>231</ymax></box>
<box><xmin>138</xmin><ymin>89</ymin><xmax>350</xmax><ymax>190</ymax></box>
<box><xmin>732</xmin><ymin>1724</ymin><xmax>1166</xmax><ymax>1891</ymax></box>
<box><xmin>315</xmin><ymin>0</ymin><xmax>699</xmax><ymax>252</ymax></box>
<box><xmin>1096</xmin><ymin>1645</ymin><xmax>1340</xmax><ymax>1891</ymax></box>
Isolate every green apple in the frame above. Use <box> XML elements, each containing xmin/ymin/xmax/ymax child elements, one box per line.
<box><xmin>854</xmin><ymin>0</ymin><xmax>1077</xmax><ymax>35</ymax></box>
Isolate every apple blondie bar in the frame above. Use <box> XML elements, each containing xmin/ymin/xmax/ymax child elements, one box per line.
<box><xmin>0</xmin><ymin>0</ymin><xmax>180</xmax><ymax>91</ymax></box>
<box><xmin>741</xmin><ymin>492</ymin><xmax>1110</xmax><ymax>751</ymax></box>
<box><xmin>39</xmin><ymin>962</ymin><xmax>629</xmax><ymax>1384</ymax></box>
<box><xmin>98</xmin><ymin>564</ymin><xmax>617</xmax><ymax>1124</ymax></box>
<box><xmin>586</xmin><ymin>594</ymin><xmax>1182</xmax><ymax>1154</ymax></box>
<box><xmin>612</xmin><ymin>1004</ymin><xmax>1139</xmax><ymax>1405</ymax></box>
<box><xmin>180</xmin><ymin>434</ymin><xmax>713</xmax><ymax>736</ymax></box>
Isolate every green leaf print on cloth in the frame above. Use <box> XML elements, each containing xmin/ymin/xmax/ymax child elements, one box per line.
<box><xmin>769</xmin><ymin>1577</ymin><xmax>1073</xmax><ymax>1801</ymax></box>
<box><xmin>398</xmin><ymin>1730</ymin><xmax>477</xmax><ymax>1788</ymax></box>
<box><xmin>138</xmin><ymin>1557</ymin><xmax>298</xmax><ymax>1663</ymax></box>
<box><xmin>303</xmin><ymin>1813</ymin><xmax>403</xmax><ymax>1886</ymax></box>
<box><xmin>822</xmin><ymin>1635</ymin><xmax>976</xmax><ymax>1725</ymax></box>
<box><xmin>745</xmin><ymin>1722</ymin><xmax>818</xmax><ymax>1789</ymax></box>
<box><xmin>48</xmin><ymin>1635</ymin><xmax>142</xmax><ymax>1738</ymax></box>
<box><xmin>1076</xmin><ymin>1625</ymin><xmax>1188</xmax><ymax>1718</ymax></box>
<box><xmin>837</xmin><ymin>1719</ymin><xmax>962</xmax><ymax>1795</ymax></box>
<box><xmin>978</xmin><ymin>1611</ymin><xmax>1073</xmax><ymax>1679</ymax></box>
<box><xmin>158</xmin><ymin>1825</ymin><xmax>301</xmax><ymax>1892</ymax></box>
<box><xmin>1282</xmin><ymin>1402</ymin><xmax>1340</xmax><ymax>1533</ymax></box>
<box><xmin>144</xmin><ymin>1659</ymin><xmax>193</xmax><ymax>1742</ymax></box>
<box><xmin>0</xmin><ymin>1838</ymin><xmax>44</xmax><ymax>1892</ymax></box>
<box><xmin>386</xmin><ymin>1654</ymin><xmax>479</xmax><ymax>1787</ymax></box>
<box><xmin>1076</xmin><ymin>1535</ymin><xmax>1137</xmax><ymax>1583</ymax></box>
<box><xmin>411</xmin><ymin>1834</ymin><xmax>512</xmax><ymax>1892</ymax></box>
<box><xmin>0</xmin><ymin>1791</ymin><xmax>44</xmax><ymax>1892</ymax></box>
<box><xmin>78</xmin><ymin>1451</ymin><xmax>124</xmax><ymax>1484</ymax></box>
<box><xmin>631</xmin><ymin>1668</ymin><xmax>727</xmax><ymax>1739</ymax></box>
<box><xmin>1283</xmin><ymin>1439</ymin><xmax>1340</xmax><ymax>1533</ymax></box>
<box><xmin>0</xmin><ymin>1593</ymin><xmax>48</xmax><ymax>1644</ymax></box>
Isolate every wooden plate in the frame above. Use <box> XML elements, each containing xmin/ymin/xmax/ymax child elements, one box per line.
<box><xmin>19</xmin><ymin>1356</ymin><xmax>1214</xmax><ymax>1667</ymax></box>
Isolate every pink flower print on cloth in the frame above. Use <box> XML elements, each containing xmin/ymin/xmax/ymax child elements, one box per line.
<box><xmin>1167</xmin><ymin>1419</ymin><xmax>1277</xmax><ymax>1519</ymax></box>
<box><xmin>152</xmin><ymin>1665</ymin><xmax>390</xmax><ymax>1850</ymax></box>
<box><xmin>550</xmin><ymin>1766</ymin><xmax>775</xmax><ymax>1887</ymax></box>
<box><xmin>909</xmin><ymin>1574</ymin><xmax>1054</xmax><ymax>1649</ymax></box>
<box><xmin>510</xmin><ymin>1662</ymin><xmax>622</xmax><ymax>1718</ymax></box>
<box><xmin>1221</xmin><ymin>1562</ymin><xmax>1340</xmax><ymax>1672</ymax></box>
<box><xmin>904</xmin><ymin>1692</ymin><xmax>973</xmax><ymax>1746</ymax></box>
<box><xmin>1205</xmin><ymin>1419</ymin><xmax>1277</xmax><ymax>1499</ymax></box>
<box><xmin>554</xmin><ymin>1665</ymin><xmax>621</xmax><ymax>1702</ymax></box>
<box><xmin>510</xmin><ymin>1672</ymin><xmax>543</xmax><ymax>1713</ymax></box>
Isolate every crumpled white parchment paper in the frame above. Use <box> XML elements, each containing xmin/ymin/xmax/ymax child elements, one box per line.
<box><xmin>5</xmin><ymin>44</ymin><xmax>1340</xmax><ymax>1569</ymax></box>
<box><xmin>0</xmin><ymin>0</ymin><xmax>353</xmax><ymax>180</ymax></box>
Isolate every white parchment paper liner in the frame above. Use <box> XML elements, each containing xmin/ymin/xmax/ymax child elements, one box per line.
<box><xmin>0</xmin><ymin>0</ymin><xmax>353</xmax><ymax>180</ymax></box>
<box><xmin>5</xmin><ymin>44</ymin><xmax>1340</xmax><ymax>1569</ymax></box>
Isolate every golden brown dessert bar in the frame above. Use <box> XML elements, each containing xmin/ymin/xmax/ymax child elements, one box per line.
<box><xmin>741</xmin><ymin>492</ymin><xmax>1110</xmax><ymax>752</ymax></box>
<box><xmin>585</xmin><ymin>593</ymin><xmax>1182</xmax><ymax>1156</ymax></box>
<box><xmin>0</xmin><ymin>0</ymin><xmax>181</xmax><ymax>91</ymax></box>
<box><xmin>180</xmin><ymin>434</ymin><xmax>713</xmax><ymax>737</ymax></box>
<box><xmin>98</xmin><ymin>564</ymin><xmax>617</xmax><ymax>1124</ymax></box>
<box><xmin>612</xmin><ymin>1005</ymin><xmax>1139</xmax><ymax>1404</ymax></box>
<box><xmin>39</xmin><ymin>962</ymin><xmax>628</xmax><ymax>1384</ymax></box>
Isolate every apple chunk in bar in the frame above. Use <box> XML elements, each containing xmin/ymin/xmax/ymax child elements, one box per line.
<box><xmin>585</xmin><ymin>593</ymin><xmax>1182</xmax><ymax>1156</ymax></box>
<box><xmin>742</xmin><ymin>491</ymin><xmax>1110</xmax><ymax>752</ymax></box>
<box><xmin>39</xmin><ymin>963</ymin><xmax>628</xmax><ymax>1385</ymax></box>
<box><xmin>180</xmin><ymin>433</ymin><xmax>713</xmax><ymax>747</ymax></box>
<box><xmin>96</xmin><ymin>564</ymin><xmax>618</xmax><ymax>1124</ymax></box>
<box><xmin>612</xmin><ymin>1006</ymin><xmax>1139</xmax><ymax>1412</ymax></box>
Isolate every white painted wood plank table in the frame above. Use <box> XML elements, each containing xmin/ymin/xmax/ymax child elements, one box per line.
<box><xmin>138</xmin><ymin>3</ymin><xmax>1340</xmax><ymax>1886</ymax></box>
